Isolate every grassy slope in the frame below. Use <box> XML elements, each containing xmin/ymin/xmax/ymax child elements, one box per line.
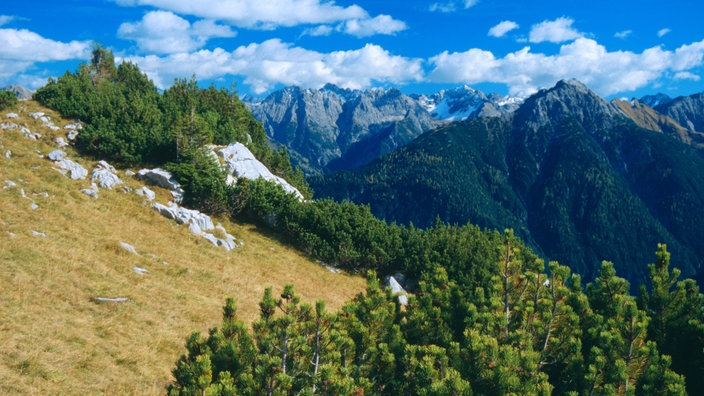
<box><xmin>0</xmin><ymin>101</ymin><xmax>365</xmax><ymax>395</ymax></box>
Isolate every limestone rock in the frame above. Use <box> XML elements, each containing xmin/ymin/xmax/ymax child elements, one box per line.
<box><xmin>80</xmin><ymin>183</ymin><xmax>99</xmax><ymax>198</ymax></box>
<box><xmin>152</xmin><ymin>202</ymin><xmax>178</xmax><ymax>220</ymax></box>
<box><xmin>387</xmin><ymin>276</ymin><xmax>408</xmax><ymax>306</ymax></box>
<box><xmin>120</xmin><ymin>242</ymin><xmax>138</xmax><ymax>254</ymax></box>
<box><xmin>136</xmin><ymin>168</ymin><xmax>184</xmax><ymax>203</ymax></box>
<box><xmin>55</xmin><ymin>137</ymin><xmax>68</xmax><ymax>148</ymax></box>
<box><xmin>135</xmin><ymin>186</ymin><xmax>156</xmax><ymax>201</ymax></box>
<box><xmin>91</xmin><ymin>161</ymin><xmax>122</xmax><ymax>189</ymax></box>
<box><xmin>47</xmin><ymin>150</ymin><xmax>65</xmax><ymax>161</ymax></box>
<box><xmin>5</xmin><ymin>113</ymin><xmax>19</xmax><ymax>119</ymax></box>
<box><xmin>28</xmin><ymin>112</ymin><xmax>45</xmax><ymax>119</ymax></box>
<box><xmin>217</xmin><ymin>143</ymin><xmax>303</xmax><ymax>199</ymax></box>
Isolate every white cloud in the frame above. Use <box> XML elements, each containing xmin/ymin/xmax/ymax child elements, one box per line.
<box><xmin>120</xmin><ymin>40</ymin><xmax>423</xmax><ymax>93</ymax></box>
<box><xmin>674</xmin><ymin>71</ymin><xmax>701</xmax><ymax>81</ymax></box>
<box><xmin>341</xmin><ymin>15</ymin><xmax>407</xmax><ymax>38</ymax></box>
<box><xmin>430</xmin><ymin>0</ymin><xmax>478</xmax><ymax>13</ymax></box>
<box><xmin>529</xmin><ymin>17</ymin><xmax>582</xmax><ymax>44</ymax></box>
<box><xmin>118</xmin><ymin>11</ymin><xmax>235</xmax><ymax>54</ymax></box>
<box><xmin>0</xmin><ymin>28</ymin><xmax>90</xmax><ymax>87</ymax></box>
<box><xmin>658</xmin><ymin>28</ymin><xmax>671</xmax><ymax>38</ymax></box>
<box><xmin>488</xmin><ymin>21</ymin><xmax>519</xmax><ymax>38</ymax></box>
<box><xmin>614</xmin><ymin>30</ymin><xmax>632</xmax><ymax>39</ymax></box>
<box><xmin>302</xmin><ymin>25</ymin><xmax>334</xmax><ymax>37</ymax></box>
<box><xmin>115</xmin><ymin>0</ymin><xmax>404</xmax><ymax>37</ymax></box>
<box><xmin>428</xmin><ymin>37</ymin><xmax>704</xmax><ymax>97</ymax></box>
<box><xmin>0</xmin><ymin>15</ymin><xmax>14</xmax><ymax>26</ymax></box>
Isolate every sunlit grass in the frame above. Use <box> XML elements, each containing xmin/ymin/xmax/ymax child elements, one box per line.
<box><xmin>0</xmin><ymin>101</ymin><xmax>365</xmax><ymax>394</ymax></box>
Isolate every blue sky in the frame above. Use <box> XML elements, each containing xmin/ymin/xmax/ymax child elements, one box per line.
<box><xmin>2</xmin><ymin>0</ymin><xmax>703</xmax><ymax>99</ymax></box>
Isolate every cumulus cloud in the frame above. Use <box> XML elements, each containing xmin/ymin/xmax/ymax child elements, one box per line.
<box><xmin>121</xmin><ymin>39</ymin><xmax>423</xmax><ymax>93</ymax></box>
<box><xmin>428</xmin><ymin>37</ymin><xmax>704</xmax><ymax>97</ymax></box>
<box><xmin>614</xmin><ymin>30</ymin><xmax>632</xmax><ymax>39</ymax></box>
<box><xmin>0</xmin><ymin>28</ymin><xmax>90</xmax><ymax>87</ymax></box>
<box><xmin>115</xmin><ymin>0</ymin><xmax>404</xmax><ymax>37</ymax></box>
<box><xmin>488</xmin><ymin>21</ymin><xmax>519</xmax><ymax>38</ymax></box>
<box><xmin>674</xmin><ymin>71</ymin><xmax>701</xmax><ymax>81</ymax></box>
<box><xmin>341</xmin><ymin>15</ymin><xmax>407</xmax><ymax>37</ymax></box>
<box><xmin>658</xmin><ymin>28</ymin><xmax>671</xmax><ymax>38</ymax></box>
<box><xmin>118</xmin><ymin>11</ymin><xmax>235</xmax><ymax>54</ymax></box>
<box><xmin>430</xmin><ymin>0</ymin><xmax>478</xmax><ymax>13</ymax></box>
<box><xmin>529</xmin><ymin>17</ymin><xmax>582</xmax><ymax>43</ymax></box>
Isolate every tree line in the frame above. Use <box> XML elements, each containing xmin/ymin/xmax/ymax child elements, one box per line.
<box><xmin>168</xmin><ymin>243</ymin><xmax>704</xmax><ymax>395</ymax></box>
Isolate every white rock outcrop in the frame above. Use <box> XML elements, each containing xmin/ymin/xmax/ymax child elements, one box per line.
<box><xmin>135</xmin><ymin>168</ymin><xmax>184</xmax><ymax>203</ymax></box>
<box><xmin>135</xmin><ymin>186</ymin><xmax>155</xmax><ymax>201</ymax></box>
<box><xmin>151</xmin><ymin>201</ymin><xmax>239</xmax><ymax>251</ymax></box>
<box><xmin>216</xmin><ymin>143</ymin><xmax>303</xmax><ymax>199</ymax></box>
<box><xmin>47</xmin><ymin>150</ymin><xmax>88</xmax><ymax>180</ymax></box>
<box><xmin>387</xmin><ymin>276</ymin><xmax>409</xmax><ymax>306</ymax></box>
<box><xmin>91</xmin><ymin>161</ymin><xmax>122</xmax><ymax>189</ymax></box>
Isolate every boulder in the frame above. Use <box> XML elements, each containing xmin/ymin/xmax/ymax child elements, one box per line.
<box><xmin>53</xmin><ymin>159</ymin><xmax>88</xmax><ymax>180</ymax></box>
<box><xmin>152</xmin><ymin>202</ymin><xmax>178</xmax><ymax>220</ymax></box>
<box><xmin>217</xmin><ymin>143</ymin><xmax>303</xmax><ymax>199</ymax></box>
<box><xmin>120</xmin><ymin>242</ymin><xmax>138</xmax><ymax>254</ymax></box>
<box><xmin>67</xmin><ymin>129</ymin><xmax>79</xmax><ymax>141</ymax></box>
<box><xmin>80</xmin><ymin>183</ymin><xmax>99</xmax><ymax>198</ymax></box>
<box><xmin>47</xmin><ymin>150</ymin><xmax>65</xmax><ymax>161</ymax></box>
<box><xmin>5</xmin><ymin>113</ymin><xmax>19</xmax><ymax>119</ymax></box>
<box><xmin>175</xmin><ymin>206</ymin><xmax>215</xmax><ymax>231</ymax></box>
<box><xmin>136</xmin><ymin>168</ymin><xmax>185</xmax><ymax>203</ymax></box>
<box><xmin>28</xmin><ymin>112</ymin><xmax>45</xmax><ymax>119</ymax></box>
<box><xmin>91</xmin><ymin>164</ymin><xmax>122</xmax><ymax>189</ymax></box>
<box><xmin>135</xmin><ymin>186</ymin><xmax>156</xmax><ymax>201</ymax></box>
<box><xmin>387</xmin><ymin>276</ymin><xmax>409</xmax><ymax>306</ymax></box>
<box><xmin>55</xmin><ymin>137</ymin><xmax>68</xmax><ymax>148</ymax></box>
<box><xmin>1</xmin><ymin>122</ymin><xmax>18</xmax><ymax>130</ymax></box>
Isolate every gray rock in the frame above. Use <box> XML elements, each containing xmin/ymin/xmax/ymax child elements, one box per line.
<box><xmin>54</xmin><ymin>159</ymin><xmax>88</xmax><ymax>180</ymax></box>
<box><xmin>120</xmin><ymin>242</ymin><xmax>138</xmax><ymax>254</ymax></box>
<box><xmin>5</xmin><ymin>113</ymin><xmax>19</xmax><ymax>119</ymax></box>
<box><xmin>91</xmin><ymin>168</ymin><xmax>122</xmax><ymax>189</ymax></box>
<box><xmin>217</xmin><ymin>143</ymin><xmax>303</xmax><ymax>199</ymax></box>
<box><xmin>133</xmin><ymin>266</ymin><xmax>149</xmax><ymax>275</ymax></box>
<box><xmin>4</xmin><ymin>150</ymin><xmax>10</xmax><ymax>159</ymax></box>
<box><xmin>175</xmin><ymin>206</ymin><xmax>215</xmax><ymax>231</ymax></box>
<box><xmin>124</xmin><ymin>170</ymin><xmax>135</xmax><ymax>176</ymax></box>
<box><xmin>80</xmin><ymin>183</ymin><xmax>99</xmax><ymax>198</ymax></box>
<box><xmin>136</xmin><ymin>168</ymin><xmax>185</xmax><ymax>203</ymax></box>
<box><xmin>55</xmin><ymin>137</ymin><xmax>68</xmax><ymax>148</ymax></box>
<box><xmin>4</xmin><ymin>180</ymin><xmax>16</xmax><ymax>188</ymax></box>
<box><xmin>67</xmin><ymin>129</ymin><xmax>79</xmax><ymax>141</ymax></box>
<box><xmin>30</xmin><ymin>203</ymin><xmax>38</xmax><ymax>210</ymax></box>
<box><xmin>1</xmin><ymin>122</ymin><xmax>18</xmax><ymax>130</ymax></box>
<box><xmin>31</xmin><ymin>230</ymin><xmax>47</xmax><ymax>237</ymax></box>
<box><xmin>47</xmin><ymin>150</ymin><xmax>65</xmax><ymax>161</ymax></box>
<box><xmin>387</xmin><ymin>276</ymin><xmax>408</xmax><ymax>306</ymax></box>
<box><xmin>28</xmin><ymin>112</ymin><xmax>45</xmax><ymax>119</ymax></box>
<box><xmin>135</xmin><ymin>186</ymin><xmax>156</xmax><ymax>201</ymax></box>
<box><xmin>96</xmin><ymin>160</ymin><xmax>117</xmax><ymax>173</ymax></box>
<box><xmin>152</xmin><ymin>202</ymin><xmax>178</xmax><ymax>220</ymax></box>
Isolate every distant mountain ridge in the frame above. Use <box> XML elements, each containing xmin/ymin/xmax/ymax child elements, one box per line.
<box><xmin>2</xmin><ymin>84</ymin><xmax>33</xmax><ymax>100</ymax></box>
<box><xmin>312</xmin><ymin>79</ymin><xmax>704</xmax><ymax>286</ymax></box>
<box><xmin>244</xmin><ymin>84</ymin><xmax>521</xmax><ymax>175</ymax></box>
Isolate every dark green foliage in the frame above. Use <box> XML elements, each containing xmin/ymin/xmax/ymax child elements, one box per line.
<box><xmin>33</xmin><ymin>44</ymin><xmax>309</xmax><ymax>198</ymax></box>
<box><xmin>171</xmin><ymin>244</ymin><xmax>701</xmax><ymax>395</ymax></box>
<box><xmin>0</xmin><ymin>90</ymin><xmax>18</xmax><ymax>110</ymax></box>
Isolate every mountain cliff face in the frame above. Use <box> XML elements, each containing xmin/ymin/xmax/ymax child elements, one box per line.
<box><xmin>245</xmin><ymin>84</ymin><xmax>523</xmax><ymax>175</ymax></box>
<box><xmin>246</xmin><ymin>84</ymin><xmax>439</xmax><ymax>175</ymax></box>
<box><xmin>654</xmin><ymin>93</ymin><xmax>704</xmax><ymax>133</ymax></box>
<box><xmin>312</xmin><ymin>79</ymin><xmax>704</xmax><ymax>285</ymax></box>
<box><xmin>412</xmin><ymin>85</ymin><xmax>522</xmax><ymax>120</ymax></box>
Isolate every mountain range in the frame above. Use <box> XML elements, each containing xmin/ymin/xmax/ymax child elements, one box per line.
<box><xmin>244</xmin><ymin>84</ymin><xmax>520</xmax><ymax>175</ymax></box>
<box><xmin>310</xmin><ymin>79</ymin><xmax>704</xmax><ymax>286</ymax></box>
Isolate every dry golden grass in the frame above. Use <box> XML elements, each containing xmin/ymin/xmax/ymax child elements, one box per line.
<box><xmin>0</xmin><ymin>101</ymin><xmax>365</xmax><ymax>395</ymax></box>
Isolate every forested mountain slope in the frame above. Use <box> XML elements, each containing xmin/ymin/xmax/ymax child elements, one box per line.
<box><xmin>312</xmin><ymin>80</ymin><xmax>704</xmax><ymax>285</ymax></box>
